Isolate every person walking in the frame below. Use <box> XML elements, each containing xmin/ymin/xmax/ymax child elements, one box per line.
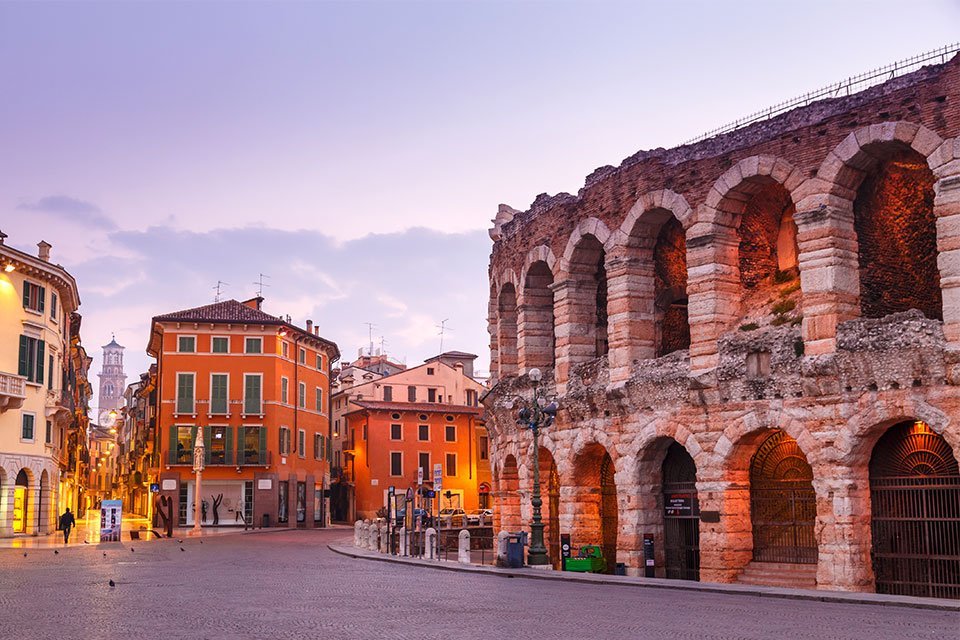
<box><xmin>59</xmin><ymin>508</ymin><xmax>76</xmax><ymax>544</ymax></box>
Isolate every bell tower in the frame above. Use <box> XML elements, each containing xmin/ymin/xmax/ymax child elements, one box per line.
<box><xmin>97</xmin><ymin>335</ymin><xmax>126</xmax><ymax>420</ymax></box>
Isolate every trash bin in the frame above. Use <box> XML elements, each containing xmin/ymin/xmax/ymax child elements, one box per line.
<box><xmin>262</xmin><ymin>513</ymin><xmax>271</xmax><ymax>528</ymax></box>
<box><xmin>505</xmin><ymin>531</ymin><xmax>527</xmax><ymax>568</ymax></box>
<box><xmin>615</xmin><ymin>563</ymin><xmax>627</xmax><ymax>576</ymax></box>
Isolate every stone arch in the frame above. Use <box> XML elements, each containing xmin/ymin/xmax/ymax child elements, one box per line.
<box><xmin>566</xmin><ymin>441</ymin><xmax>618</xmax><ymax>573</ymax></box>
<box><xmin>554</xmin><ymin>218</ymin><xmax>613</xmax><ymax>384</ymax></box>
<box><xmin>497</xmin><ymin>454</ymin><xmax>521</xmax><ymax>533</ymax></box>
<box><xmin>794</xmin><ymin>123</ymin><xmax>949</xmax><ymax>354</ymax></box>
<box><xmin>605</xmin><ymin>190</ymin><xmax>694</xmax><ymax>379</ymax></box>
<box><xmin>537</xmin><ymin>446</ymin><xmax>562</xmax><ymax>569</ymax></box>
<box><xmin>12</xmin><ymin>467</ymin><xmax>35</xmax><ymax>535</ymax></box>
<box><xmin>519</xmin><ymin>246</ymin><xmax>558</xmax><ymax>372</ymax></box>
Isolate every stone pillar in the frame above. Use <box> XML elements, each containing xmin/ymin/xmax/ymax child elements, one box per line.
<box><xmin>0</xmin><ymin>485</ymin><xmax>14</xmax><ymax>538</ymax></box>
<box><xmin>552</xmin><ymin>278</ymin><xmax>598</xmax><ymax>390</ymax></box>
<box><xmin>362</xmin><ymin>519</ymin><xmax>371</xmax><ymax>549</ymax></box>
<box><xmin>379</xmin><ymin>522</ymin><xmax>388</xmax><ymax>553</ymax></box>
<box><xmin>39</xmin><ymin>480</ymin><xmax>54</xmax><ymax>535</ymax></box>
<box><xmin>606</xmin><ymin>248</ymin><xmax>656</xmax><ymax>383</ymax></box>
<box><xmin>497</xmin><ymin>292</ymin><xmax>518</xmax><ymax>378</ymax></box>
<box><xmin>425</xmin><ymin>527</ymin><xmax>437</xmax><ymax>559</ymax></box>
<box><xmin>935</xmin><ymin>173</ymin><xmax>960</xmax><ymax>345</ymax></box>
<box><xmin>813</xmin><ymin>473</ymin><xmax>874</xmax><ymax>592</ymax></box>
<box><xmin>696</xmin><ymin>479</ymin><xmax>752</xmax><ymax>584</ymax></box>
<box><xmin>794</xmin><ymin>205</ymin><xmax>859</xmax><ymax>355</ymax></box>
<box><xmin>496</xmin><ymin>530</ymin><xmax>509</xmax><ymax>564</ymax></box>
<box><xmin>686</xmin><ymin>228</ymin><xmax>740</xmax><ymax>378</ymax></box>
<box><xmin>354</xmin><ymin>520</ymin><xmax>363</xmax><ymax>546</ymax></box>
<box><xmin>517</xmin><ymin>303</ymin><xmax>553</xmax><ymax>374</ymax></box>
<box><xmin>367</xmin><ymin>521</ymin><xmax>378</xmax><ymax>550</ymax></box>
<box><xmin>488</xmin><ymin>293</ymin><xmax>500</xmax><ymax>385</ymax></box>
<box><xmin>458</xmin><ymin>529</ymin><xmax>471</xmax><ymax>564</ymax></box>
<box><xmin>26</xmin><ymin>483</ymin><xmax>40</xmax><ymax>536</ymax></box>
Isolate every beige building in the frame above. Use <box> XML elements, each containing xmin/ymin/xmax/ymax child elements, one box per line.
<box><xmin>0</xmin><ymin>234</ymin><xmax>86</xmax><ymax>537</ymax></box>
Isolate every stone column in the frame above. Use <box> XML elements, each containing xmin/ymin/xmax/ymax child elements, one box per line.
<box><xmin>812</xmin><ymin>473</ymin><xmax>874</xmax><ymax>592</ymax></box>
<box><xmin>458</xmin><ymin>530</ymin><xmax>471</xmax><ymax>564</ymax></box>
<box><xmin>0</xmin><ymin>484</ymin><xmax>14</xmax><ymax>538</ymax></box>
<box><xmin>794</xmin><ymin>205</ymin><xmax>859</xmax><ymax>355</ymax></box>
<box><xmin>517</xmin><ymin>302</ymin><xmax>554</xmax><ymax>374</ymax></box>
<box><xmin>606</xmin><ymin>247</ymin><xmax>655</xmax><ymax>383</ymax></box>
<box><xmin>935</xmin><ymin>173</ymin><xmax>960</xmax><ymax>345</ymax></box>
<box><xmin>552</xmin><ymin>278</ymin><xmax>598</xmax><ymax>390</ymax></box>
<box><xmin>686</xmin><ymin>228</ymin><xmax>740</xmax><ymax>378</ymax></box>
<box><xmin>26</xmin><ymin>482</ymin><xmax>41</xmax><ymax>536</ymax></box>
<box><xmin>696</xmin><ymin>479</ymin><xmax>752</xmax><ymax>584</ymax></box>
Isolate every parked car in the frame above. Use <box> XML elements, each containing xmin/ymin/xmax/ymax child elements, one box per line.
<box><xmin>466</xmin><ymin>509</ymin><xmax>494</xmax><ymax>526</ymax></box>
<box><xmin>438</xmin><ymin>508</ymin><xmax>467</xmax><ymax>526</ymax></box>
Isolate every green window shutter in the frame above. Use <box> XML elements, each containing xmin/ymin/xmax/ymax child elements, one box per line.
<box><xmin>18</xmin><ymin>336</ymin><xmax>29</xmax><ymax>377</ymax></box>
<box><xmin>237</xmin><ymin>427</ymin><xmax>245</xmax><ymax>465</ymax></box>
<box><xmin>258</xmin><ymin>426</ymin><xmax>267</xmax><ymax>464</ymax></box>
<box><xmin>168</xmin><ymin>425</ymin><xmax>178</xmax><ymax>464</ymax></box>
<box><xmin>225</xmin><ymin>427</ymin><xmax>234</xmax><ymax>465</ymax></box>
<box><xmin>38</xmin><ymin>286</ymin><xmax>45</xmax><ymax>314</ymax></box>
<box><xmin>36</xmin><ymin>340</ymin><xmax>45</xmax><ymax>384</ymax></box>
<box><xmin>22</xmin><ymin>283</ymin><xmax>30</xmax><ymax>308</ymax></box>
<box><xmin>278</xmin><ymin>428</ymin><xmax>284</xmax><ymax>454</ymax></box>
<box><xmin>203</xmin><ymin>426</ymin><xmax>212</xmax><ymax>464</ymax></box>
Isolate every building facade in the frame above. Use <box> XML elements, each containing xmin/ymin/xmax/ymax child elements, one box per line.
<box><xmin>485</xmin><ymin>53</ymin><xmax>960</xmax><ymax>597</ymax></box>
<box><xmin>116</xmin><ymin>366</ymin><xmax>159</xmax><ymax>519</ymax></box>
<box><xmin>342</xmin><ymin>355</ymin><xmax>489</xmax><ymax>520</ymax></box>
<box><xmin>0</xmin><ymin>235</ymin><xmax>91</xmax><ymax>537</ymax></box>
<box><xmin>148</xmin><ymin>298</ymin><xmax>339</xmax><ymax>529</ymax></box>
<box><xmin>97</xmin><ymin>337</ymin><xmax>126</xmax><ymax>418</ymax></box>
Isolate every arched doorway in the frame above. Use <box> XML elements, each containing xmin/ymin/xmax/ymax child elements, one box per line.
<box><xmin>538</xmin><ymin>448</ymin><xmax>560</xmax><ymax>569</ymax></box>
<box><xmin>749</xmin><ymin>430</ymin><xmax>817</xmax><ymax>564</ymax></box>
<box><xmin>869</xmin><ymin>420</ymin><xmax>960</xmax><ymax>599</ymax></box>
<box><xmin>599</xmin><ymin>453</ymin><xmax>617</xmax><ymax>573</ymax></box>
<box><xmin>13</xmin><ymin>469</ymin><xmax>29</xmax><ymax>534</ymax></box>
<box><xmin>497</xmin><ymin>455</ymin><xmax>521</xmax><ymax>532</ymax></box>
<box><xmin>571</xmin><ymin>444</ymin><xmax>618</xmax><ymax>573</ymax></box>
<box><xmin>662</xmin><ymin>442</ymin><xmax>700</xmax><ymax>580</ymax></box>
<box><xmin>568</xmin><ymin>234</ymin><xmax>608</xmax><ymax>360</ymax></box>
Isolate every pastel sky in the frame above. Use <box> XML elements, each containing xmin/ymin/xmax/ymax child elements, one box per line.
<box><xmin>2</xmin><ymin>1</ymin><xmax>958</xmax><ymax>413</ymax></box>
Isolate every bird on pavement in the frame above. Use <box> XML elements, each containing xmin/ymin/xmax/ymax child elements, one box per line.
<box><xmin>179</xmin><ymin>547</ymin><xmax>185</xmax><ymax>552</ymax></box>
<box><xmin>103</xmin><ymin>552</ymin><xmax>107</xmax><ymax>558</ymax></box>
<box><xmin>177</xmin><ymin>539</ymin><xmax>183</xmax><ymax>543</ymax></box>
<box><xmin>109</xmin><ymin>580</ymin><xmax>115</xmax><ymax>588</ymax></box>
<box><xmin>22</xmin><ymin>552</ymin><xmax>27</xmax><ymax>558</ymax></box>
<box><xmin>54</xmin><ymin>550</ymin><xmax>58</xmax><ymax>555</ymax></box>
<box><xmin>130</xmin><ymin>548</ymin><xmax>135</xmax><ymax>553</ymax></box>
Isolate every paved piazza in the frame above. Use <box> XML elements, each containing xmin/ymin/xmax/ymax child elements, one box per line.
<box><xmin>0</xmin><ymin>529</ymin><xmax>956</xmax><ymax>640</ymax></box>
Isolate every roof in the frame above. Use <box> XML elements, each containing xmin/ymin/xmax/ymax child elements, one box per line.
<box><xmin>346</xmin><ymin>400</ymin><xmax>483</xmax><ymax>416</ymax></box>
<box><xmin>102</xmin><ymin>336</ymin><xmax>123</xmax><ymax>349</ymax></box>
<box><xmin>427</xmin><ymin>351</ymin><xmax>478</xmax><ymax>360</ymax></box>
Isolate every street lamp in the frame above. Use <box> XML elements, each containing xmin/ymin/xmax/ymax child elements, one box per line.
<box><xmin>515</xmin><ymin>367</ymin><xmax>558</xmax><ymax>566</ymax></box>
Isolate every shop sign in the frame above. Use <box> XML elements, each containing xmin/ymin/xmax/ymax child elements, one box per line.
<box><xmin>665</xmin><ymin>493</ymin><xmax>692</xmax><ymax>516</ymax></box>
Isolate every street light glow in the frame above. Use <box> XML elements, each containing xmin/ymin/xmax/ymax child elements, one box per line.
<box><xmin>528</xmin><ymin>368</ymin><xmax>542</xmax><ymax>382</ymax></box>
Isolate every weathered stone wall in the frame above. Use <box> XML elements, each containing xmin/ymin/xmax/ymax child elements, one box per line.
<box><xmin>485</xmin><ymin>54</ymin><xmax>960</xmax><ymax>592</ymax></box>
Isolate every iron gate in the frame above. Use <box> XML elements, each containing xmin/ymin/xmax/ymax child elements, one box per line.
<box><xmin>663</xmin><ymin>442</ymin><xmax>700</xmax><ymax>580</ymax></box>
<box><xmin>870</xmin><ymin>422</ymin><xmax>960</xmax><ymax>599</ymax></box>
<box><xmin>749</xmin><ymin>430</ymin><xmax>818</xmax><ymax>564</ymax></box>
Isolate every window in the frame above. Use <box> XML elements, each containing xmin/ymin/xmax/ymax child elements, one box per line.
<box><xmin>176</xmin><ymin>373</ymin><xmax>195</xmax><ymax>414</ymax></box>
<box><xmin>383</xmin><ymin>385</ymin><xmax>392</xmax><ymax>402</ymax></box>
<box><xmin>21</xmin><ymin>413</ymin><xmax>35</xmax><ymax>441</ymax></box>
<box><xmin>298</xmin><ymin>382</ymin><xmax>306</xmax><ymax>408</ymax></box>
<box><xmin>418</xmin><ymin>452</ymin><xmax>430</xmax><ymax>478</ymax></box>
<box><xmin>316</xmin><ymin>354</ymin><xmax>323</xmax><ymax>370</ymax></box>
<box><xmin>466</xmin><ymin>389</ymin><xmax>477</xmax><ymax>407</ymax></box>
<box><xmin>17</xmin><ymin>335</ymin><xmax>45</xmax><ymax>384</ymax></box>
<box><xmin>445</xmin><ymin>425</ymin><xmax>456</xmax><ymax>442</ymax></box>
<box><xmin>321</xmin><ymin>435</ymin><xmax>327</xmax><ymax>461</ymax></box>
<box><xmin>298</xmin><ymin>429</ymin><xmax>306</xmax><ymax>458</ymax></box>
<box><xmin>278</xmin><ymin>481</ymin><xmax>288</xmax><ymax>523</ymax></box>
<box><xmin>281</xmin><ymin>341</ymin><xmax>289</xmax><ymax>358</ymax></box>
<box><xmin>212</xmin><ymin>337</ymin><xmax>229</xmax><ymax>353</ymax></box>
<box><xmin>245</xmin><ymin>337</ymin><xmax>262</xmax><ymax>354</ymax></box>
<box><xmin>427</xmin><ymin>388</ymin><xmax>437</xmax><ymax>403</ymax></box>
<box><xmin>427</xmin><ymin>367</ymin><xmax>435</xmax><ymax>375</ymax></box>
<box><xmin>390</xmin><ymin>424</ymin><xmax>402</xmax><ymax>440</ymax></box>
<box><xmin>50</xmin><ymin>292</ymin><xmax>58</xmax><ymax>320</ymax></box>
<box><xmin>244</xmin><ymin>374</ymin><xmax>262</xmax><ymax>414</ymax></box>
<box><xmin>479</xmin><ymin>435</ymin><xmax>489</xmax><ymax>461</ymax></box>
<box><xmin>334</xmin><ymin>419</ymin><xmax>340</xmax><ymax>437</ymax></box>
<box><xmin>418</xmin><ymin>424</ymin><xmax>429</xmax><ymax>441</ymax></box>
<box><xmin>445</xmin><ymin>453</ymin><xmax>457</xmax><ymax>477</ymax></box>
<box><xmin>45</xmin><ymin>419</ymin><xmax>52</xmax><ymax>444</ymax></box>
<box><xmin>314</xmin><ymin>433</ymin><xmax>321</xmax><ymax>460</ymax></box>
<box><xmin>281</xmin><ymin>377</ymin><xmax>289</xmax><ymax>404</ymax></box>
<box><xmin>175</xmin><ymin>426</ymin><xmax>195</xmax><ymax>464</ymax></box>
<box><xmin>22</xmin><ymin>281</ymin><xmax>45</xmax><ymax>313</ymax></box>
<box><xmin>47</xmin><ymin>354</ymin><xmax>54</xmax><ymax>390</ymax></box>
<box><xmin>315</xmin><ymin>387</ymin><xmax>323</xmax><ymax>413</ymax></box>
<box><xmin>407</xmin><ymin>386</ymin><xmax>416</xmax><ymax>402</ymax></box>
<box><xmin>279</xmin><ymin>427</ymin><xmax>291</xmax><ymax>455</ymax></box>
<box><xmin>390</xmin><ymin>452</ymin><xmax>403</xmax><ymax>477</ymax></box>
<box><xmin>241</xmin><ymin>426</ymin><xmax>264</xmax><ymax>465</ymax></box>
<box><xmin>298</xmin><ymin>348</ymin><xmax>306</xmax><ymax>364</ymax></box>
<box><xmin>177</xmin><ymin>336</ymin><xmax>196</xmax><ymax>353</ymax></box>
<box><xmin>209</xmin><ymin>426</ymin><xmax>228</xmax><ymax>465</ymax></box>
<box><xmin>210</xmin><ymin>374</ymin><xmax>228</xmax><ymax>414</ymax></box>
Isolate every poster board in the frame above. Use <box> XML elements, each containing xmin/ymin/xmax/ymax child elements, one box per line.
<box><xmin>100</xmin><ymin>499</ymin><xmax>122</xmax><ymax>542</ymax></box>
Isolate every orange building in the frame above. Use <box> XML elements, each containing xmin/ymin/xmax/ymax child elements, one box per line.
<box><xmin>147</xmin><ymin>297</ymin><xmax>339</xmax><ymax>529</ymax></box>
<box><xmin>341</xmin><ymin>356</ymin><xmax>490</xmax><ymax>519</ymax></box>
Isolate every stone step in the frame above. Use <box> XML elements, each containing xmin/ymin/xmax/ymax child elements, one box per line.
<box><xmin>736</xmin><ymin>561</ymin><xmax>817</xmax><ymax>588</ymax></box>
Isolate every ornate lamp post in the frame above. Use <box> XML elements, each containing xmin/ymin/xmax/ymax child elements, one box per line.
<box><xmin>516</xmin><ymin>367</ymin><xmax>558</xmax><ymax>567</ymax></box>
<box><xmin>192</xmin><ymin>428</ymin><xmax>205</xmax><ymax>533</ymax></box>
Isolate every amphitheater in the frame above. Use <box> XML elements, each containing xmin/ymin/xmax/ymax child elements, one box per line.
<box><xmin>484</xmin><ymin>47</ymin><xmax>960</xmax><ymax>598</ymax></box>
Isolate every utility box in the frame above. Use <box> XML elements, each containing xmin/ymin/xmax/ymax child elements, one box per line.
<box><xmin>505</xmin><ymin>532</ymin><xmax>527</xmax><ymax>568</ymax></box>
<box><xmin>564</xmin><ymin>545</ymin><xmax>605</xmax><ymax>573</ymax></box>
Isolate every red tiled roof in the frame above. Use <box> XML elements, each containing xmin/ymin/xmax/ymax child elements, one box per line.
<box><xmin>153</xmin><ymin>299</ymin><xmax>284</xmax><ymax>324</ymax></box>
<box><xmin>348</xmin><ymin>400</ymin><xmax>483</xmax><ymax>416</ymax></box>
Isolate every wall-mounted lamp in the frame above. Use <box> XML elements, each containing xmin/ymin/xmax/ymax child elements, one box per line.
<box><xmin>3</xmin><ymin>263</ymin><xmax>14</xmax><ymax>273</ymax></box>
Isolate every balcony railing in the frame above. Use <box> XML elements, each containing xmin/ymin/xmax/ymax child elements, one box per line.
<box><xmin>0</xmin><ymin>372</ymin><xmax>27</xmax><ymax>412</ymax></box>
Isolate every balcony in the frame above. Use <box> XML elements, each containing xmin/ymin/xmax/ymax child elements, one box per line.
<box><xmin>0</xmin><ymin>371</ymin><xmax>27</xmax><ymax>412</ymax></box>
<box><xmin>45</xmin><ymin>388</ymin><xmax>74</xmax><ymax>421</ymax></box>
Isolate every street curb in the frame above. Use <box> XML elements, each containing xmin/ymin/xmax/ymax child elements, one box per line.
<box><xmin>328</xmin><ymin>543</ymin><xmax>960</xmax><ymax>613</ymax></box>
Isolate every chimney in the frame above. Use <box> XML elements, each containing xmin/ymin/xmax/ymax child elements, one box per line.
<box><xmin>306</xmin><ymin>319</ymin><xmax>313</xmax><ymax>333</ymax></box>
<box><xmin>314</xmin><ymin>326</ymin><xmax>319</xmax><ymax>336</ymax></box>
<box><xmin>242</xmin><ymin>296</ymin><xmax>264</xmax><ymax>310</ymax></box>
<box><xmin>0</xmin><ymin>230</ymin><xmax>7</xmax><ymax>245</ymax></box>
<box><xmin>38</xmin><ymin>240</ymin><xmax>51</xmax><ymax>262</ymax></box>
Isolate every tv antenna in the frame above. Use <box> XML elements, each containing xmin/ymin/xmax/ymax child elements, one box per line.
<box><xmin>364</xmin><ymin>322</ymin><xmax>376</xmax><ymax>356</ymax></box>
<box><xmin>212</xmin><ymin>280</ymin><xmax>229</xmax><ymax>302</ymax></box>
<box><xmin>253</xmin><ymin>273</ymin><xmax>271</xmax><ymax>297</ymax></box>
<box><xmin>436</xmin><ymin>318</ymin><xmax>451</xmax><ymax>354</ymax></box>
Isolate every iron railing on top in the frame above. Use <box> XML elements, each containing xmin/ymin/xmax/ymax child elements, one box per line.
<box><xmin>684</xmin><ymin>43</ymin><xmax>960</xmax><ymax>145</ymax></box>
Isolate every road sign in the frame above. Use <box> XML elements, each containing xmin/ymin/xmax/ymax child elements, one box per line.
<box><xmin>417</xmin><ymin>466</ymin><xmax>424</xmax><ymax>485</ymax></box>
<box><xmin>433</xmin><ymin>463</ymin><xmax>442</xmax><ymax>491</ymax></box>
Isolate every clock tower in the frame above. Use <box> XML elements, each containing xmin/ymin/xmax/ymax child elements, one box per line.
<box><xmin>97</xmin><ymin>335</ymin><xmax>127</xmax><ymax>424</ymax></box>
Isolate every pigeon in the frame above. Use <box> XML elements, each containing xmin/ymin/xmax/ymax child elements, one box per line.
<box><xmin>130</xmin><ymin>548</ymin><xmax>135</xmax><ymax>553</ymax></box>
<box><xmin>177</xmin><ymin>539</ymin><xmax>183</xmax><ymax>544</ymax></box>
<box><xmin>103</xmin><ymin>552</ymin><xmax>107</xmax><ymax>558</ymax></box>
<box><xmin>199</xmin><ymin>540</ymin><xmax>203</xmax><ymax>544</ymax></box>
<box><xmin>22</xmin><ymin>552</ymin><xmax>27</xmax><ymax>558</ymax></box>
<box><xmin>179</xmin><ymin>547</ymin><xmax>185</xmax><ymax>552</ymax></box>
<box><xmin>109</xmin><ymin>580</ymin><xmax>115</xmax><ymax>588</ymax></box>
<box><xmin>54</xmin><ymin>550</ymin><xmax>59</xmax><ymax>555</ymax></box>
<box><xmin>83</xmin><ymin>541</ymin><xmax>89</xmax><ymax>544</ymax></box>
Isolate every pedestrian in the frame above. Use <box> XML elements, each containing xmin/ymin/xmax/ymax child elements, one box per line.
<box><xmin>59</xmin><ymin>508</ymin><xmax>76</xmax><ymax>544</ymax></box>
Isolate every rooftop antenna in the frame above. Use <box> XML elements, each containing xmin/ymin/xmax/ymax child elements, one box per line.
<box><xmin>213</xmin><ymin>280</ymin><xmax>229</xmax><ymax>302</ymax></box>
<box><xmin>364</xmin><ymin>322</ymin><xmax>376</xmax><ymax>357</ymax></box>
<box><xmin>436</xmin><ymin>318</ymin><xmax>450</xmax><ymax>355</ymax></box>
<box><xmin>378</xmin><ymin>335</ymin><xmax>388</xmax><ymax>357</ymax></box>
<box><xmin>254</xmin><ymin>273</ymin><xmax>270</xmax><ymax>298</ymax></box>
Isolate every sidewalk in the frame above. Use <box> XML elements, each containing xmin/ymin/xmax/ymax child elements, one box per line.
<box><xmin>329</xmin><ymin>541</ymin><xmax>960</xmax><ymax>613</ymax></box>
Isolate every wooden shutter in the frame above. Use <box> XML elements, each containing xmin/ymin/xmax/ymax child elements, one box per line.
<box><xmin>258</xmin><ymin>426</ymin><xmax>267</xmax><ymax>464</ymax></box>
<box><xmin>18</xmin><ymin>336</ymin><xmax>29</xmax><ymax>377</ymax></box>
<box><xmin>168</xmin><ymin>425</ymin><xmax>178</xmax><ymax>464</ymax></box>
<box><xmin>38</xmin><ymin>285</ymin><xmax>45</xmax><ymax>314</ymax></box>
<box><xmin>225</xmin><ymin>427</ymin><xmax>234</xmax><ymax>465</ymax></box>
<box><xmin>203</xmin><ymin>426</ymin><xmax>212</xmax><ymax>464</ymax></box>
<box><xmin>36</xmin><ymin>340</ymin><xmax>45</xmax><ymax>384</ymax></box>
<box><xmin>237</xmin><ymin>427</ymin><xmax>246</xmax><ymax>465</ymax></box>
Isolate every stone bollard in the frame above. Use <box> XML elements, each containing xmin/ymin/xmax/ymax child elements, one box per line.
<box><xmin>425</xmin><ymin>527</ymin><xmax>437</xmax><ymax>560</ymax></box>
<box><xmin>368</xmin><ymin>521</ymin><xmax>378</xmax><ymax>550</ymax></box>
<box><xmin>458</xmin><ymin>529</ymin><xmax>471</xmax><ymax>564</ymax></box>
<box><xmin>399</xmin><ymin>527</ymin><xmax>408</xmax><ymax>556</ymax></box>
<box><xmin>497</xmin><ymin>531</ymin><xmax>509</xmax><ymax>564</ymax></box>
<box><xmin>354</xmin><ymin>520</ymin><xmax>363</xmax><ymax>547</ymax></box>
<box><xmin>478</xmin><ymin>513</ymin><xmax>486</xmax><ymax>527</ymax></box>
<box><xmin>362</xmin><ymin>520</ymin><xmax>372</xmax><ymax>549</ymax></box>
<box><xmin>379</xmin><ymin>522</ymin><xmax>389</xmax><ymax>553</ymax></box>
<box><xmin>445</xmin><ymin>514</ymin><xmax>453</xmax><ymax>529</ymax></box>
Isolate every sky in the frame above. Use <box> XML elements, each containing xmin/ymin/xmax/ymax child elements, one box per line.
<box><xmin>1</xmin><ymin>0</ymin><xmax>958</xmax><ymax>412</ymax></box>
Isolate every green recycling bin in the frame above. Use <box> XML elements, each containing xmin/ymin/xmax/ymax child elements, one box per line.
<box><xmin>564</xmin><ymin>545</ymin><xmax>605</xmax><ymax>573</ymax></box>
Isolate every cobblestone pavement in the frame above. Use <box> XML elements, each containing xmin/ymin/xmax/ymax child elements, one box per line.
<box><xmin>1</xmin><ymin>529</ymin><xmax>957</xmax><ymax>640</ymax></box>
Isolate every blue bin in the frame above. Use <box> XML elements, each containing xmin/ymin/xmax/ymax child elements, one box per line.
<box><xmin>506</xmin><ymin>531</ymin><xmax>527</xmax><ymax>568</ymax></box>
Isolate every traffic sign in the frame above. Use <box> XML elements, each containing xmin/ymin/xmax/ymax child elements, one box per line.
<box><xmin>417</xmin><ymin>466</ymin><xmax>424</xmax><ymax>485</ymax></box>
<box><xmin>433</xmin><ymin>463</ymin><xmax>442</xmax><ymax>491</ymax></box>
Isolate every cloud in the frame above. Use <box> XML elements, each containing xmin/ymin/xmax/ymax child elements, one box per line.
<box><xmin>18</xmin><ymin>195</ymin><xmax>117</xmax><ymax>230</ymax></box>
<box><xmin>71</xmin><ymin>224</ymin><xmax>492</xmax><ymax>387</ymax></box>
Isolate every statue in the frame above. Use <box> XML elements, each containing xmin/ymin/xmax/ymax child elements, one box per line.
<box><xmin>212</xmin><ymin>493</ymin><xmax>223</xmax><ymax>526</ymax></box>
<box><xmin>157</xmin><ymin>495</ymin><xmax>174</xmax><ymax>538</ymax></box>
